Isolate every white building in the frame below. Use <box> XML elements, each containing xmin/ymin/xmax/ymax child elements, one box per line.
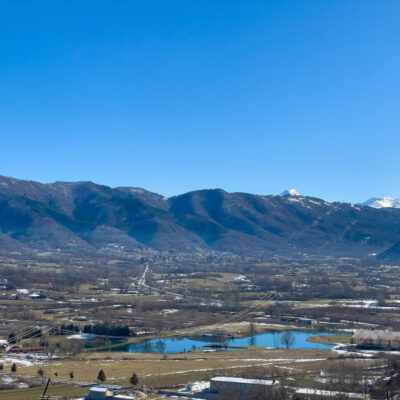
<box><xmin>85</xmin><ymin>387</ymin><xmax>112</xmax><ymax>400</ymax></box>
<box><xmin>210</xmin><ymin>376</ymin><xmax>280</xmax><ymax>397</ymax></box>
<box><xmin>185</xmin><ymin>381</ymin><xmax>210</xmax><ymax>392</ymax></box>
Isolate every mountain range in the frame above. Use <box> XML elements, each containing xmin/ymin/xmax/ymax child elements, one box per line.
<box><xmin>1</xmin><ymin>175</ymin><xmax>400</xmax><ymax>260</ymax></box>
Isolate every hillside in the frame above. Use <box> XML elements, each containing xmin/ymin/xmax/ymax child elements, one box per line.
<box><xmin>1</xmin><ymin>175</ymin><xmax>400</xmax><ymax>258</ymax></box>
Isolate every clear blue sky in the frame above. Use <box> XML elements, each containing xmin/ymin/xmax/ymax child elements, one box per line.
<box><xmin>1</xmin><ymin>1</ymin><xmax>399</xmax><ymax>203</ymax></box>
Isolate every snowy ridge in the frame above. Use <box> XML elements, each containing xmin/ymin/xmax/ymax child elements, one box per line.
<box><xmin>362</xmin><ymin>196</ymin><xmax>400</xmax><ymax>209</ymax></box>
<box><xmin>280</xmin><ymin>189</ymin><xmax>300</xmax><ymax>196</ymax></box>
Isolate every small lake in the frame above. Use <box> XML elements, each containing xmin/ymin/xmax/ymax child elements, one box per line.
<box><xmin>108</xmin><ymin>330</ymin><xmax>335</xmax><ymax>354</ymax></box>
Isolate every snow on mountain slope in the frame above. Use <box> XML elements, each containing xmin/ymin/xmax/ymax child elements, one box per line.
<box><xmin>280</xmin><ymin>189</ymin><xmax>300</xmax><ymax>196</ymax></box>
<box><xmin>362</xmin><ymin>196</ymin><xmax>400</xmax><ymax>208</ymax></box>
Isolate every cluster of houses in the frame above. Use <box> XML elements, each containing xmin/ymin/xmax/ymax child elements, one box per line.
<box><xmin>1</xmin><ymin>288</ymin><xmax>47</xmax><ymax>300</ymax></box>
<box><xmin>159</xmin><ymin>376</ymin><xmax>281</xmax><ymax>398</ymax></box>
<box><xmin>161</xmin><ymin>375</ymin><xmax>375</xmax><ymax>399</ymax></box>
<box><xmin>352</xmin><ymin>329</ymin><xmax>400</xmax><ymax>349</ymax></box>
<box><xmin>88</xmin><ymin>378</ymin><xmax>281</xmax><ymax>400</ymax></box>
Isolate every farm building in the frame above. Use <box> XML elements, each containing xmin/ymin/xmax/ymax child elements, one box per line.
<box><xmin>352</xmin><ymin>329</ymin><xmax>400</xmax><ymax>349</ymax></box>
<box><xmin>210</xmin><ymin>376</ymin><xmax>280</xmax><ymax>397</ymax></box>
<box><xmin>185</xmin><ymin>381</ymin><xmax>210</xmax><ymax>392</ymax></box>
<box><xmin>8</xmin><ymin>346</ymin><xmax>44</xmax><ymax>353</ymax></box>
<box><xmin>298</xmin><ymin>318</ymin><xmax>316</xmax><ymax>326</ymax></box>
<box><xmin>84</xmin><ymin>387</ymin><xmax>136</xmax><ymax>400</ymax></box>
<box><xmin>28</xmin><ymin>291</ymin><xmax>47</xmax><ymax>300</ymax></box>
<box><xmin>85</xmin><ymin>387</ymin><xmax>112</xmax><ymax>400</ymax></box>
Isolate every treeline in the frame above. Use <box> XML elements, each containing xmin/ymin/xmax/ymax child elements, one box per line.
<box><xmin>83</xmin><ymin>323</ymin><xmax>131</xmax><ymax>337</ymax></box>
<box><xmin>8</xmin><ymin>328</ymin><xmax>42</xmax><ymax>343</ymax></box>
<box><xmin>0</xmin><ymin>260</ymin><xmax>143</xmax><ymax>292</ymax></box>
<box><xmin>56</xmin><ymin>324</ymin><xmax>80</xmax><ymax>334</ymax></box>
<box><xmin>53</xmin><ymin>323</ymin><xmax>132</xmax><ymax>337</ymax></box>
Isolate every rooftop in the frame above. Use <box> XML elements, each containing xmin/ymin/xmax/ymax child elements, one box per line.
<box><xmin>211</xmin><ymin>376</ymin><xmax>275</xmax><ymax>385</ymax></box>
<box><xmin>89</xmin><ymin>387</ymin><xmax>108</xmax><ymax>393</ymax></box>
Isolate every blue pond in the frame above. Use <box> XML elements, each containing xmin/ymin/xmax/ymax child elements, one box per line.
<box><xmin>109</xmin><ymin>331</ymin><xmax>335</xmax><ymax>353</ymax></box>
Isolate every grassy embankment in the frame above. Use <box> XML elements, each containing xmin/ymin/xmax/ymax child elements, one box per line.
<box><xmin>307</xmin><ymin>334</ymin><xmax>352</xmax><ymax>345</ymax></box>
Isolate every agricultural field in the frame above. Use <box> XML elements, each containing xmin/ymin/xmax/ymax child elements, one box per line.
<box><xmin>1</xmin><ymin>251</ymin><xmax>400</xmax><ymax>398</ymax></box>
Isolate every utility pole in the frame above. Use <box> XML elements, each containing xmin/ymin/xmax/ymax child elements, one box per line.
<box><xmin>39</xmin><ymin>378</ymin><xmax>50</xmax><ymax>400</ymax></box>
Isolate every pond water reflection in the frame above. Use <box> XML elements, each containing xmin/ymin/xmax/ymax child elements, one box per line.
<box><xmin>108</xmin><ymin>330</ymin><xmax>335</xmax><ymax>353</ymax></box>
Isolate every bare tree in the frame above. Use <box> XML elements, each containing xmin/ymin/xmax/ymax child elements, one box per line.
<box><xmin>280</xmin><ymin>331</ymin><xmax>295</xmax><ymax>349</ymax></box>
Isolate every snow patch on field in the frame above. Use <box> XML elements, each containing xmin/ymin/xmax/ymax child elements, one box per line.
<box><xmin>332</xmin><ymin>345</ymin><xmax>375</xmax><ymax>358</ymax></box>
<box><xmin>142</xmin><ymin>357</ymin><xmax>327</xmax><ymax>377</ymax></box>
<box><xmin>2</xmin><ymin>357</ymin><xmax>35</xmax><ymax>366</ymax></box>
<box><xmin>1</xmin><ymin>376</ymin><xmax>16</xmax><ymax>384</ymax></box>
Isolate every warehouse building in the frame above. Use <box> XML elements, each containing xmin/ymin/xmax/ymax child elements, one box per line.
<box><xmin>210</xmin><ymin>376</ymin><xmax>280</xmax><ymax>397</ymax></box>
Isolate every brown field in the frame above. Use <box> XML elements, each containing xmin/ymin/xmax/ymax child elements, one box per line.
<box><xmin>0</xmin><ymin>384</ymin><xmax>88</xmax><ymax>400</ymax></box>
<box><xmin>2</xmin><ymin>348</ymin><xmax>341</xmax><ymax>388</ymax></box>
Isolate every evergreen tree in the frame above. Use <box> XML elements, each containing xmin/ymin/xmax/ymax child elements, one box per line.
<box><xmin>11</xmin><ymin>363</ymin><xmax>17</xmax><ymax>373</ymax></box>
<box><xmin>8</xmin><ymin>332</ymin><xmax>16</xmax><ymax>344</ymax></box>
<box><xmin>129</xmin><ymin>372</ymin><xmax>139</xmax><ymax>386</ymax></box>
<box><xmin>69</xmin><ymin>371</ymin><xmax>74</xmax><ymax>379</ymax></box>
<box><xmin>97</xmin><ymin>369</ymin><xmax>106</xmax><ymax>382</ymax></box>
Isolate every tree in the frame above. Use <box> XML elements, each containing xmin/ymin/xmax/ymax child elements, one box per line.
<box><xmin>37</xmin><ymin>368</ymin><xmax>44</xmax><ymax>377</ymax></box>
<box><xmin>8</xmin><ymin>332</ymin><xmax>16</xmax><ymax>344</ymax></box>
<box><xmin>129</xmin><ymin>372</ymin><xmax>139</xmax><ymax>386</ymax></box>
<box><xmin>11</xmin><ymin>363</ymin><xmax>17</xmax><ymax>373</ymax></box>
<box><xmin>0</xmin><ymin>364</ymin><xmax>3</xmax><ymax>371</ymax></box>
<box><xmin>97</xmin><ymin>369</ymin><xmax>106</xmax><ymax>382</ymax></box>
<box><xmin>249</xmin><ymin>322</ymin><xmax>256</xmax><ymax>337</ymax></box>
<box><xmin>69</xmin><ymin>371</ymin><xmax>74</xmax><ymax>380</ymax></box>
<box><xmin>280</xmin><ymin>331</ymin><xmax>295</xmax><ymax>349</ymax></box>
<box><xmin>214</xmin><ymin>330</ymin><xmax>230</xmax><ymax>350</ymax></box>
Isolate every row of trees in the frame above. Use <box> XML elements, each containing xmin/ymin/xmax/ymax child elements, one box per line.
<box><xmin>85</xmin><ymin>369</ymin><xmax>139</xmax><ymax>386</ymax></box>
<box><xmin>82</xmin><ymin>323</ymin><xmax>130</xmax><ymax>337</ymax></box>
<box><xmin>8</xmin><ymin>329</ymin><xmax>42</xmax><ymax>344</ymax></box>
<box><xmin>33</xmin><ymin>367</ymin><xmax>139</xmax><ymax>387</ymax></box>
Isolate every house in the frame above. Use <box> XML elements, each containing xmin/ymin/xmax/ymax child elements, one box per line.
<box><xmin>85</xmin><ymin>387</ymin><xmax>136</xmax><ymax>400</ymax></box>
<box><xmin>28</xmin><ymin>291</ymin><xmax>47</xmax><ymax>300</ymax></box>
<box><xmin>185</xmin><ymin>381</ymin><xmax>210</xmax><ymax>392</ymax></box>
<box><xmin>210</xmin><ymin>376</ymin><xmax>280</xmax><ymax>397</ymax></box>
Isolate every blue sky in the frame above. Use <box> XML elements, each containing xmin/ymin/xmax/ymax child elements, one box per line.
<box><xmin>1</xmin><ymin>1</ymin><xmax>399</xmax><ymax>203</ymax></box>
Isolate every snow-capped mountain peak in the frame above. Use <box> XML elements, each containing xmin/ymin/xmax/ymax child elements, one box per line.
<box><xmin>280</xmin><ymin>189</ymin><xmax>300</xmax><ymax>196</ymax></box>
<box><xmin>362</xmin><ymin>196</ymin><xmax>400</xmax><ymax>208</ymax></box>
